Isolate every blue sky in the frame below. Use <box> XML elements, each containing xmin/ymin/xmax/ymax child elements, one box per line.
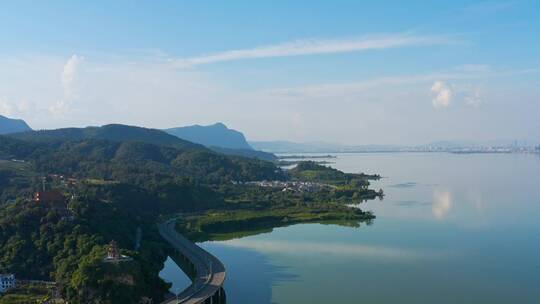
<box><xmin>0</xmin><ymin>1</ymin><xmax>539</xmax><ymax>144</ymax></box>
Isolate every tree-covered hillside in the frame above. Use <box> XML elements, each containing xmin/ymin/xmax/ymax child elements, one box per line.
<box><xmin>0</xmin><ymin>182</ymin><xmax>193</xmax><ymax>303</ymax></box>
<box><xmin>0</xmin><ymin>135</ymin><xmax>284</xmax><ymax>187</ymax></box>
<box><xmin>208</xmin><ymin>145</ymin><xmax>277</xmax><ymax>161</ymax></box>
<box><xmin>0</xmin><ymin>129</ymin><xmax>381</xmax><ymax>303</ymax></box>
<box><xmin>9</xmin><ymin>124</ymin><xmax>202</xmax><ymax>151</ymax></box>
<box><xmin>290</xmin><ymin>161</ymin><xmax>380</xmax><ymax>184</ymax></box>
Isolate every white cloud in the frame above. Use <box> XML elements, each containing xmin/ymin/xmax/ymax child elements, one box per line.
<box><xmin>48</xmin><ymin>100</ymin><xmax>70</xmax><ymax>116</ymax></box>
<box><xmin>431</xmin><ymin>81</ymin><xmax>454</xmax><ymax>108</ymax></box>
<box><xmin>0</xmin><ymin>54</ymin><xmax>536</xmax><ymax>144</ymax></box>
<box><xmin>172</xmin><ymin>33</ymin><xmax>454</xmax><ymax>67</ymax></box>
<box><xmin>0</xmin><ymin>98</ymin><xmax>35</xmax><ymax>118</ymax></box>
<box><xmin>0</xmin><ymin>98</ymin><xmax>13</xmax><ymax>116</ymax></box>
<box><xmin>62</xmin><ymin>54</ymin><xmax>84</xmax><ymax>99</ymax></box>
<box><xmin>265</xmin><ymin>66</ymin><xmax>524</xmax><ymax>102</ymax></box>
<box><xmin>464</xmin><ymin>87</ymin><xmax>483</xmax><ymax>107</ymax></box>
<box><xmin>53</xmin><ymin>54</ymin><xmax>85</xmax><ymax>115</ymax></box>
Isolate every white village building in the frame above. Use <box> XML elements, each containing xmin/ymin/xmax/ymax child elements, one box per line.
<box><xmin>0</xmin><ymin>274</ymin><xmax>16</xmax><ymax>293</ymax></box>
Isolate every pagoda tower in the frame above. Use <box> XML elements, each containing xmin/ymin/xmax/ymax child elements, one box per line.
<box><xmin>107</xmin><ymin>240</ymin><xmax>120</xmax><ymax>259</ymax></box>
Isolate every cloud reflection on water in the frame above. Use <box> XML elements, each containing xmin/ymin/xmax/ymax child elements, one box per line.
<box><xmin>217</xmin><ymin>239</ymin><xmax>448</xmax><ymax>261</ymax></box>
<box><xmin>394</xmin><ymin>200</ymin><xmax>431</xmax><ymax>207</ymax></box>
<box><xmin>432</xmin><ymin>189</ymin><xmax>453</xmax><ymax>219</ymax></box>
<box><xmin>388</xmin><ymin>182</ymin><xmax>418</xmax><ymax>188</ymax></box>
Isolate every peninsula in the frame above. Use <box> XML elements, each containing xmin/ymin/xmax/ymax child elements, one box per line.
<box><xmin>0</xmin><ymin>125</ymin><xmax>382</xmax><ymax>303</ymax></box>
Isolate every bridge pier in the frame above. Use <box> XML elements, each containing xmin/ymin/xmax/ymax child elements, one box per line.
<box><xmin>211</xmin><ymin>287</ymin><xmax>226</xmax><ymax>304</ymax></box>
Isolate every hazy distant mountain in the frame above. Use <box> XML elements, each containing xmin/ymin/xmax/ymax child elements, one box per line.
<box><xmin>250</xmin><ymin>140</ymin><xmax>403</xmax><ymax>153</ymax></box>
<box><xmin>165</xmin><ymin>123</ymin><xmax>277</xmax><ymax>161</ymax></box>
<box><xmin>0</xmin><ymin>115</ymin><xmax>31</xmax><ymax>135</ymax></box>
<box><xmin>166</xmin><ymin>123</ymin><xmax>253</xmax><ymax>150</ymax></box>
<box><xmin>8</xmin><ymin>123</ymin><xmax>278</xmax><ymax>162</ymax></box>
<box><xmin>9</xmin><ymin>124</ymin><xmax>204</xmax><ymax>151</ymax></box>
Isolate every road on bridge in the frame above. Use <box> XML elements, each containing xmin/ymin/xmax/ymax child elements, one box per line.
<box><xmin>158</xmin><ymin>219</ymin><xmax>226</xmax><ymax>304</ymax></box>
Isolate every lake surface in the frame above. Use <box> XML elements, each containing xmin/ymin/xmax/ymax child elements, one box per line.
<box><xmin>161</xmin><ymin>152</ymin><xmax>540</xmax><ymax>303</ymax></box>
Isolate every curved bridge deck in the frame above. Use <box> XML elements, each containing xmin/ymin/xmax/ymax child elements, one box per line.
<box><xmin>159</xmin><ymin>219</ymin><xmax>226</xmax><ymax>304</ymax></box>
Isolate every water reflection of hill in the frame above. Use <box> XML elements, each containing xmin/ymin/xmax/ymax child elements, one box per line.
<box><xmin>195</xmin><ymin>219</ymin><xmax>371</xmax><ymax>242</ymax></box>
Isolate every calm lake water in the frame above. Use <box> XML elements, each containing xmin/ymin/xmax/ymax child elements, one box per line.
<box><xmin>161</xmin><ymin>152</ymin><xmax>540</xmax><ymax>303</ymax></box>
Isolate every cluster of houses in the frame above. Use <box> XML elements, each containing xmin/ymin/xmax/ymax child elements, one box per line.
<box><xmin>46</xmin><ymin>174</ymin><xmax>79</xmax><ymax>188</ymax></box>
<box><xmin>240</xmin><ymin>180</ymin><xmax>332</xmax><ymax>193</ymax></box>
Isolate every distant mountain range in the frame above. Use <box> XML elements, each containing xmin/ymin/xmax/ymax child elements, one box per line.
<box><xmin>5</xmin><ymin>122</ymin><xmax>277</xmax><ymax>161</ymax></box>
<box><xmin>5</xmin><ymin>117</ymin><xmax>531</xmax><ymax>157</ymax></box>
<box><xmin>0</xmin><ymin>125</ymin><xmax>283</xmax><ymax>186</ymax></box>
<box><xmin>165</xmin><ymin>123</ymin><xmax>276</xmax><ymax>161</ymax></box>
<box><xmin>0</xmin><ymin>115</ymin><xmax>32</xmax><ymax>135</ymax></box>
<box><xmin>166</xmin><ymin>123</ymin><xmax>252</xmax><ymax>150</ymax></box>
<box><xmin>10</xmin><ymin>124</ymin><xmax>204</xmax><ymax>151</ymax></box>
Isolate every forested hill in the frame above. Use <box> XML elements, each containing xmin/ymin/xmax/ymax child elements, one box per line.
<box><xmin>0</xmin><ymin>115</ymin><xmax>32</xmax><ymax>135</ymax></box>
<box><xmin>0</xmin><ymin>129</ymin><xmax>379</xmax><ymax>304</ymax></box>
<box><xmin>9</xmin><ymin>124</ymin><xmax>204</xmax><ymax>151</ymax></box>
<box><xmin>0</xmin><ymin>135</ymin><xmax>284</xmax><ymax>186</ymax></box>
<box><xmin>166</xmin><ymin>122</ymin><xmax>252</xmax><ymax>150</ymax></box>
<box><xmin>290</xmin><ymin>161</ymin><xmax>380</xmax><ymax>185</ymax></box>
<box><xmin>208</xmin><ymin>146</ymin><xmax>277</xmax><ymax>162</ymax></box>
<box><xmin>0</xmin><ymin>127</ymin><xmax>284</xmax><ymax>303</ymax></box>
